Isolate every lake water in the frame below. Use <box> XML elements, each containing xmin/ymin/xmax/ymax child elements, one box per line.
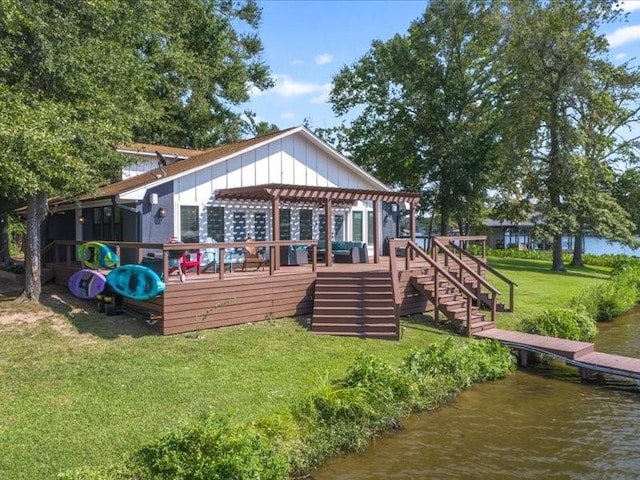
<box><xmin>584</xmin><ymin>236</ymin><xmax>640</xmax><ymax>256</ymax></box>
<box><xmin>311</xmin><ymin>308</ymin><xmax>640</xmax><ymax>479</ymax></box>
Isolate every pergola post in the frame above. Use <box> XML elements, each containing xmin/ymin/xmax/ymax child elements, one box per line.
<box><xmin>271</xmin><ymin>196</ymin><xmax>280</xmax><ymax>270</ymax></box>
<box><xmin>409</xmin><ymin>201</ymin><xmax>417</xmax><ymax>259</ymax></box>
<box><xmin>373</xmin><ymin>200</ymin><xmax>380</xmax><ymax>264</ymax></box>
<box><xmin>324</xmin><ymin>199</ymin><xmax>332</xmax><ymax>267</ymax></box>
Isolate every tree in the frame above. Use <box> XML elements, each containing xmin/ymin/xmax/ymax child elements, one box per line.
<box><xmin>329</xmin><ymin>0</ymin><xmax>505</xmax><ymax>234</ymax></box>
<box><xmin>614</xmin><ymin>168</ymin><xmax>640</xmax><ymax>234</ymax></box>
<box><xmin>500</xmin><ymin>0</ymin><xmax>638</xmax><ymax>270</ymax></box>
<box><xmin>0</xmin><ymin>0</ymin><xmax>272</xmax><ymax>302</ymax></box>
<box><xmin>131</xmin><ymin>1</ymin><xmax>273</xmax><ymax>148</ymax></box>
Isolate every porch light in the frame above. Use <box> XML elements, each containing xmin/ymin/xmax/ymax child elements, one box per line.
<box><xmin>390</xmin><ymin>203</ymin><xmax>398</xmax><ymax>212</ymax></box>
<box><xmin>78</xmin><ymin>216</ymin><xmax>86</xmax><ymax>224</ymax></box>
<box><xmin>158</xmin><ymin>207</ymin><xmax>167</xmax><ymax>218</ymax></box>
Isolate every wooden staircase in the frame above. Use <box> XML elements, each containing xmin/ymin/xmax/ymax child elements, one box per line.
<box><xmin>311</xmin><ymin>271</ymin><xmax>399</xmax><ymax>339</ymax></box>
<box><xmin>410</xmin><ymin>272</ymin><xmax>495</xmax><ymax>334</ymax></box>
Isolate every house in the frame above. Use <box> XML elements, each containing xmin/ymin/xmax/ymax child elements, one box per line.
<box><xmin>39</xmin><ymin>127</ymin><xmax>516</xmax><ymax>338</ymax></box>
<box><xmin>45</xmin><ymin>126</ymin><xmax>421</xmax><ymax>265</ymax></box>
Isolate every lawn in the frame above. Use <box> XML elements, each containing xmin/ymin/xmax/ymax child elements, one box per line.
<box><xmin>487</xmin><ymin>257</ymin><xmax>612</xmax><ymax>330</ymax></box>
<box><xmin>0</xmin><ymin>257</ymin><xmax>612</xmax><ymax>479</ymax></box>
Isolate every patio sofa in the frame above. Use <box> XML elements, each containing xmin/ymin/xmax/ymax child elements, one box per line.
<box><xmin>317</xmin><ymin>240</ymin><xmax>369</xmax><ymax>264</ymax></box>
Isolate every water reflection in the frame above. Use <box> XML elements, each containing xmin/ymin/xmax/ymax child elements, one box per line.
<box><xmin>311</xmin><ymin>309</ymin><xmax>640</xmax><ymax>479</ymax></box>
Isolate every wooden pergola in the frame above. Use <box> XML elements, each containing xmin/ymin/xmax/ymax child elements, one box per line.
<box><xmin>215</xmin><ymin>183</ymin><xmax>421</xmax><ymax>267</ymax></box>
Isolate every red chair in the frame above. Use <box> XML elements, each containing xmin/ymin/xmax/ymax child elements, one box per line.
<box><xmin>168</xmin><ymin>251</ymin><xmax>201</xmax><ymax>278</ymax></box>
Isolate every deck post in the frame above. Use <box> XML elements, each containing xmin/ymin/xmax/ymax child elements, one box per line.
<box><xmin>434</xmin><ymin>271</ymin><xmax>439</xmax><ymax>323</ymax></box>
<box><xmin>518</xmin><ymin>349</ymin><xmax>528</xmax><ymax>367</ymax></box>
<box><xmin>373</xmin><ymin>200</ymin><xmax>380</xmax><ymax>264</ymax></box>
<box><xmin>466</xmin><ymin>298</ymin><xmax>472</xmax><ymax>337</ymax></box>
<box><xmin>409</xmin><ymin>202</ymin><xmax>416</xmax><ymax>260</ymax></box>
<box><xmin>324</xmin><ymin>199</ymin><xmax>332</xmax><ymax>267</ymax></box>
<box><xmin>271</xmin><ymin>196</ymin><xmax>281</xmax><ymax>270</ymax></box>
<box><xmin>510</xmin><ymin>285</ymin><xmax>515</xmax><ymax>314</ymax></box>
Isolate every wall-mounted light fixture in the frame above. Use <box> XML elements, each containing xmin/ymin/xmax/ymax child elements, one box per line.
<box><xmin>390</xmin><ymin>203</ymin><xmax>398</xmax><ymax>213</ymax></box>
<box><xmin>149</xmin><ymin>193</ymin><xmax>159</xmax><ymax>205</ymax></box>
<box><xmin>158</xmin><ymin>207</ymin><xmax>167</xmax><ymax>218</ymax></box>
<box><xmin>78</xmin><ymin>216</ymin><xmax>86</xmax><ymax>224</ymax></box>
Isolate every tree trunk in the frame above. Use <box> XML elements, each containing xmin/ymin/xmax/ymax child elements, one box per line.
<box><xmin>570</xmin><ymin>232</ymin><xmax>584</xmax><ymax>267</ymax></box>
<box><xmin>439</xmin><ymin>200</ymin><xmax>450</xmax><ymax>236</ymax></box>
<box><xmin>551</xmin><ymin>234</ymin><xmax>566</xmax><ymax>271</ymax></box>
<box><xmin>0</xmin><ymin>211</ymin><xmax>10</xmax><ymax>266</ymax></box>
<box><xmin>18</xmin><ymin>192</ymin><xmax>47</xmax><ymax>303</ymax></box>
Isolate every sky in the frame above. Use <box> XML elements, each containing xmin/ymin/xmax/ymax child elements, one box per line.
<box><xmin>246</xmin><ymin>0</ymin><xmax>640</xmax><ymax>131</ymax></box>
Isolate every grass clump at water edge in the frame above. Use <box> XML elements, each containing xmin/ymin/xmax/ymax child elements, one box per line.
<box><xmin>58</xmin><ymin>339</ymin><xmax>515</xmax><ymax>479</ymax></box>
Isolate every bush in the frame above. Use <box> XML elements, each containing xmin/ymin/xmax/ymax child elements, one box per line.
<box><xmin>130</xmin><ymin>415</ymin><xmax>289</xmax><ymax>480</ymax></box>
<box><xmin>570</xmin><ymin>280</ymin><xmax>637</xmax><ymax>322</ymax></box>
<box><xmin>520</xmin><ymin>308</ymin><xmax>597</xmax><ymax>341</ymax></box>
<box><xmin>403</xmin><ymin>338</ymin><xmax>516</xmax><ymax>392</ymax></box>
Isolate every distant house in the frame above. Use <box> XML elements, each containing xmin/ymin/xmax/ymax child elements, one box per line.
<box><xmin>45</xmin><ymin>126</ymin><xmax>419</xmax><ymax>264</ymax></box>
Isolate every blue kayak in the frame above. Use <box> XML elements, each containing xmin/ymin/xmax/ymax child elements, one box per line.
<box><xmin>106</xmin><ymin>264</ymin><xmax>165</xmax><ymax>301</ymax></box>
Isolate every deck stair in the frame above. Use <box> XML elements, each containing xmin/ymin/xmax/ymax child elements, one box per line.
<box><xmin>312</xmin><ymin>271</ymin><xmax>398</xmax><ymax>339</ymax></box>
<box><xmin>431</xmin><ymin>237</ymin><xmax>514</xmax><ymax>314</ymax></box>
<box><xmin>410</xmin><ymin>272</ymin><xmax>494</xmax><ymax>334</ymax></box>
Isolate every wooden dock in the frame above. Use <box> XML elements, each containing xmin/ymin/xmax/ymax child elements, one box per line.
<box><xmin>475</xmin><ymin>328</ymin><xmax>640</xmax><ymax>381</ymax></box>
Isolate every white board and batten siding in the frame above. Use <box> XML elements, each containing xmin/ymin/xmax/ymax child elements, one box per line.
<box><xmin>174</xmin><ymin>134</ymin><xmax>379</xmax><ymax>203</ymax></box>
<box><xmin>172</xmin><ymin>133</ymin><xmax>382</xmax><ymax>243</ymax></box>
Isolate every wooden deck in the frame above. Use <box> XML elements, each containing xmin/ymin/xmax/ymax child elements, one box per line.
<box><xmin>476</xmin><ymin>328</ymin><xmax>640</xmax><ymax>381</ymax></box>
<box><xmin>51</xmin><ymin>257</ymin><xmax>434</xmax><ymax>336</ymax></box>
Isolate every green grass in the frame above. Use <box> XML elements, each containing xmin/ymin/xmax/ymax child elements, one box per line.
<box><xmin>0</xmin><ymin>258</ymin><xmax>612</xmax><ymax>478</ymax></box>
<box><xmin>487</xmin><ymin>257</ymin><xmax>612</xmax><ymax>330</ymax></box>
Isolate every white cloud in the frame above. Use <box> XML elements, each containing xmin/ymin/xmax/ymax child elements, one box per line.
<box><xmin>310</xmin><ymin>83</ymin><xmax>332</xmax><ymax>104</ymax></box>
<box><xmin>619</xmin><ymin>1</ymin><xmax>640</xmax><ymax>12</ymax></box>
<box><xmin>615</xmin><ymin>52</ymin><xmax>628</xmax><ymax>60</ymax></box>
<box><xmin>607</xmin><ymin>24</ymin><xmax>640</xmax><ymax>48</ymax></box>
<box><xmin>290</xmin><ymin>59</ymin><xmax>304</xmax><ymax>66</ymax></box>
<box><xmin>315</xmin><ymin>53</ymin><xmax>333</xmax><ymax>65</ymax></box>
<box><xmin>280</xmin><ymin>112</ymin><xmax>295</xmax><ymax>120</ymax></box>
<box><xmin>264</xmin><ymin>74</ymin><xmax>332</xmax><ymax>101</ymax></box>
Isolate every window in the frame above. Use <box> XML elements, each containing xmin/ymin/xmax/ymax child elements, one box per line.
<box><xmin>254</xmin><ymin>212</ymin><xmax>267</xmax><ymax>241</ymax></box>
<box><xmin>367</xmin><ymin>211</ymin><xmax>374</xmax><ymax>245</ymax></box>
<box><xmin>180</xmin><ymin>206</ymin><xmax>199</xmax><ymax>243</ymax></box>
<box><xmin>352</xmin><ymin>211</ymin><xmax>363</xmax><ymax>242</ymax></box>
<box><xmin>333</xmin><ymin>214</ymin><xmax>344</xmax><ymax>240</ymax></box>
<box><xmin>280</xmin><ymin>208</ymin><xmax>291</xmax><ymax>240</ymax></box>
<box><xmin>91</xmin><ymin>206</ymin><xmax>122</xmax><ymax>241</ymax></box>
<box><xmin>207</xmin><ymin>206</ymin><xmax>225</xmax><ymax>242</ymax></box>
<box><xmin>319</xmin><ymin>214</ymin><xmax>326</xmax><ymax>239</ymax></box>
<box><xmin>300</xmin><ymin>209</ymin><xmax>312</xmax><ymax>240</ymax></box>
<box><xmin>233</xmin><ymin>212</ymin><xmax>246</xmax><ymax>241</ymax></box>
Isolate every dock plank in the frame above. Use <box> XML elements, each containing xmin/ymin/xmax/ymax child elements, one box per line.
<box><xmin>475</xmin><ymin>328</ymin><xmax>594</xmax><ymax>359</ymax></box>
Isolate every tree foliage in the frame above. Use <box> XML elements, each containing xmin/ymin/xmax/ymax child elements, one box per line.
<box><xmin>0</xmin><ymin>0</ymin><xmax>272</xmax><ymax>301</ymax></box>
<box><xmin>501</xmin><ymin>0</ymin><xmax>640</xmax><ymax>270</ymax></box>
<box><xmin>330</xmin><ymin>0</ymin><xmax>505</xmax><ymax>234</ymax></box>
<box><xmin>330</xmin><ymin>0</ymin><xmax>640</xmax><ymax>269</ymax></box>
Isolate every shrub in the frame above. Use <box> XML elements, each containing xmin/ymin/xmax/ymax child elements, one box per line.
<box><xmin>570</xmin><ymin>281</ymin><xmax>637</xmax><ymax>322</ymax></box>
<box><xmin>402</xmin><ymin>338</ymin><xmax>516</xmax><ymax>392</ymax></box>
<box><xmin>130</xmin><ymin>415</ymin><xmax>289</xmax><ymax>480</ymax></box>
<box><xmin>520</xmin><ymin>308</ymin><xmax>597</xmax><ymax>341</ymax></box>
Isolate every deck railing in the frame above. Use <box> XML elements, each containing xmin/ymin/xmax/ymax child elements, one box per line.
<box><xmin>431</xmin><ymin>237</ymin><xmax>499</xmax><ymax>323</ymax></box>
<box><xmin>390</xmin><ymin>239</ymin><xmax>477</xmax><ymax>336</ymax></box>
<box><xmin>46</xmin><ymin>239</ymin><xmax>318</xmax><ymax>280</ymax></box>
<box><xmin>445</xmin><ymin>241</ymin><xmax>517</xmax><ymax>313</ymax></box>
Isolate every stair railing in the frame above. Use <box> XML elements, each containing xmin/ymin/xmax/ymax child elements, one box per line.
<box><xmin>445</xmin><ymin>241</ymin><xmax>517</xmax><ymax>313</ymax></box>
<box><xmin>390</xmin><ymin>239</ymin><xmax>477</xmax><ymax>336</ymax></box>
<box><xmin>431</xmin><ymin>238</ymin><xmax>500</xmax><ymax>323</ymax></box>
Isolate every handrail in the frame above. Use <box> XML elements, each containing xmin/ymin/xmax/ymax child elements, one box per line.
<box><xmin>432</xmin><ymin>237</ymin><xmax>499</xmax><ymax>324</ymax></box>
<box><xmin>48</xmin><ymin>239</ymin><xmax>319</xmax><ymax>280</ymax></box>
<box><xmin>390</xmin><ymin>239</ymin><xmax>476</xmax><ymax>336</ymax></box>
<box><xmin>446</xmin><ymin>241</ymin><xmax>517</xmax><ymax>313</ymax></box>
